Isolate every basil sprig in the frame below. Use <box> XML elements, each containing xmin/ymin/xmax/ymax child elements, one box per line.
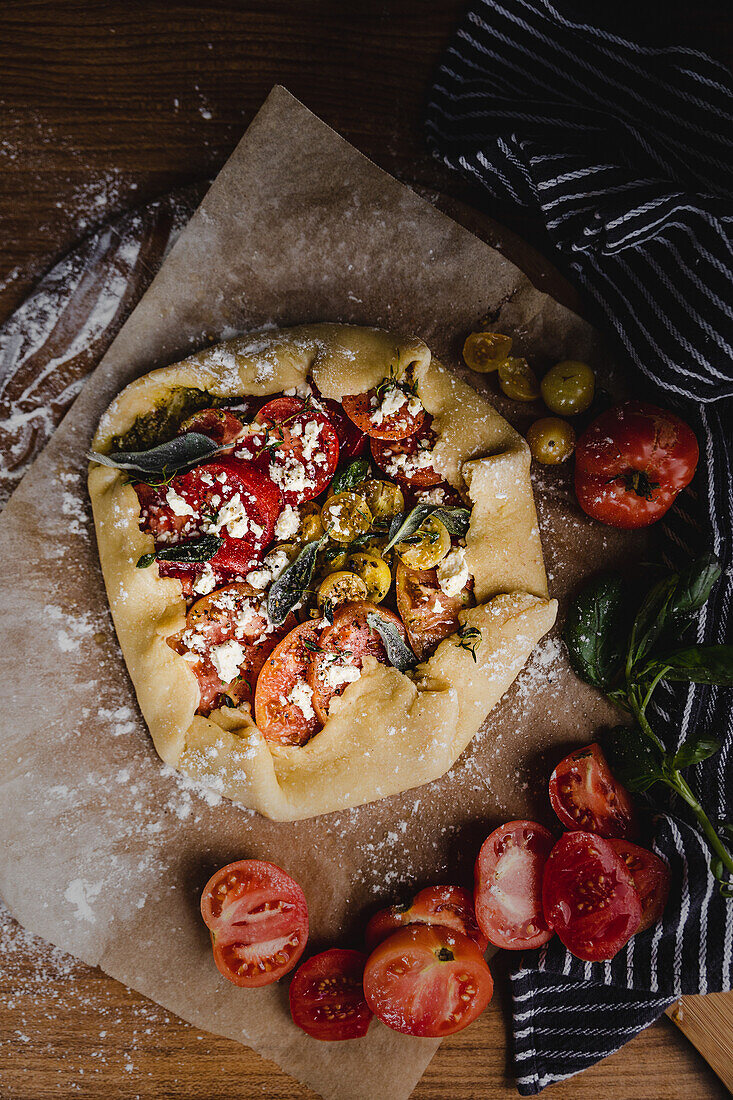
<box><xmin>267</xmin><ymin>537</ymin><xmax>325</xmax><ymax>627</ymax></box>
<box><xmin>383</xmin><ymin>504</ymin><xmax>471</xmax><ymax>553</ymax></box>
<box><xmin>89</xmin><ymin>432</ymin><xmax>226</xmax><ymax>486</ymax></box>
<box><xmin>366</xmin><ymin>611</ymin><xmax>418</xmax><ymax>672</ymax></box>
<box><xmin>564</xmin><ymin>552</ymin><xmax>733</xmax><ymax>894</ymax></box>
<box><xmin>137</xmin><ymin>534</ymin><xmax>223</xmax><ymax>570</ymax></box>
<box><xmin>330</xmin><ymin>458</ymin><xmax>370</xmax><ymax>496</ymax></box>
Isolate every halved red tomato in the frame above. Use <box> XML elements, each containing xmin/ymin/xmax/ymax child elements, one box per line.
<box><xmin>289</xmin><ymin>949</ymin><xmax>372</xmax><ymax>1041</ymax></box>
<box><xmin>179</xmin><ymin>406</ymin><xmax>246</xmax><ymax>446</ymax></box>
<box><xmin>168</xmin><ymin>583</ymin><xmax>294</xmax><ymax>714</ymax></box>
<box><xmin>549</xmin><ymin>743</ymin><xmax>636</xmax><ymax>839</ymax></box>
<box><xmin>365</xmin><ymin>885</ymin><xmax>488</xmax><ymax>953</ymax></box>
<box><xmin>313</xmin><ymin>389</ymin><xmax>369</xmax><ymax>459</ymax></box>
<box><xmin>363</xmin><ymin>925</ymin><xmax>493</xmax><ymax>1037</ymax></box>
<box><xmin>609</xmin><ymin>840</ymin><xmax>670</xmax><ymax>933</ymax></box>
<box><xmin>235</xmin><ymin>396</ymin><xmax>339</xmax><ymax>505</ymax></box>
<box><xmin>254</xmin><ymin>621</ymin><xmax>322</xmax><ymax>745</ymax></box>
<box><xmin>370</xmin><ymin>416</ymin><xmax>442</xmax><ymax>488</ymax></box>
<box><xmin>395</xmin><ymin>561</ymin><xmax>473</xmax><ymax>661</ymax></box>
<box><xmin>342</xmin><ymin>385</ymin><xmax>424</xmax><ymax>441</ymax></box>
<box><xmin>200</xmin><ymin>859</ymin><xmax>308</xmax><ymax>987</ymax></box>
<box><xmin>474</xmin><ymin>820</ymin><xmax>555</xmax><ymax>950</ymax></box>
<box><xmin>542</xmin><ymin>831</ymin><xmax>642</xmax><ymax>961</ymax></box>
<box><xmin>135</xmin><ymin>456</ymin><xmax>282</xmax><ymax>578</ymax></box>
<box><xmin>307</xmin><ymin>601</ymin><xmax>406</xmax><ymax>723</ymax></box>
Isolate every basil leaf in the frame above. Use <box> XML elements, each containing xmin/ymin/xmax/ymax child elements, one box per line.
<box><xmin>647</xmin><ymin>645</ymin><xmax>733</xmax><ymax>687</ymax></box>
<box><xmin>330</xmin><ymin>458</ymin><xmax>370</xmax><ymax>496</ymax></box>
<box><xmin>384</xmin><ymin>505</ymin><xmax>470</xmax><ymax>552</ymax></box>
<box><xmin>136</xmin><ymin>533</ymin><xmax>223</xmax><ymax>569</ymax></box>
<box><xmin>601</xmin><ymin>725</ymin><xmax>665</xmax><ymax>793</ymax></box>
<box><xmin>673</xmin><ymin>735</ymin><xmax>721</xmax><ymax>771</ymax></box>
<box><xmin>267</xmin><ymin>538</ymin><xmax>323</xmax><ymax>627</ymax></box>
<box><xmin>89</xmin><ymin>432</ymin><xmax>224</xmax><ymax>484</ymax></box>
<box><xmin>366</xmin><ymin>611</ymin><xmax>418</xmax><ymax>672</ymax></box>
<box><xmin>562</xmin><ymin>573</ymin><xmax>628</xmax><ymax>690</ymax></box>
<box><xmin>667</xmin><ymin>552</ymin><xmax>722</xmax><ymax>631</ymax></box>
<box><xmin>627</xmin><ymin>575</ymin><xmax>678</xmax><ymax>669</ymax></box>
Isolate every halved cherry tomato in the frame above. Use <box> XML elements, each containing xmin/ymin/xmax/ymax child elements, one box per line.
<box><xmin>179</xmin><ymin>406</ymin><xmax>246</xmax><ymax>446</ymax></box>
<box><xmin>200</xmin><ymin>859</ymin><xmax>308</xmax><ymax>987</ymax></box>
<box><xmin>363</xmin><ymin>925</ymin><xmax>493</xmax><ymax>1037</ymax></box>
<box><xmin>235</xmin><ymin>396</ymin><xmax>339</xmax><ymax>505</ymax></box>
<box><xmin>395</xmin><ymin>561</ymin><xmax>473</xmax><ymax>661</ymax></box>
<box><xmin>307</xmin><ymin>601</ymin><xmax>406</xmax><ymax>723</ymax></box>
<box><xmin>289</xmin><ymin>949</ymin><xmax>372</xmax><ymax>1041</ymax></box>
<box><xmin>370</xmin><ymin>416</ymin><xmax>442</xmax><ymax>488</ymax></box>
<box><xmin>574</xmin><ymin>402</ymin><xmax>699</xmax><ymax>529</ymax></box>
<box><xmin>168</xmin><ymin>583</ymin><xmax>293</xmax><ymax>714</ymax></box>
<box><xmin>254</xmin><ymin>622</ymin><xmax>322</xmax><ymax>746</ymax></box>
<box><xmin>609</xmin><ymin>840</ymin><xmax>670</xmax><ymax>933</ymax></box>
<box><xmin>314</xmin><ymin>391</ymin><xmax>369</xmax><ymax>459</ymax></box>
<box><xmin>135</xmin><ymin>457</ymin><xmax>281</xmax><ymax>578</ymax></box>
<box><xmin>542</xmin><ymin>831</ymin><xmax>642</xmax><ymax>961</ymax></box>
<box><xmin>474</xmin><ymin>820</ymin><xmax>555</xmax><ymax>950</ymax></box>
<box><xmin>365</xmin><ymin>886</ymin><xmax>488</xmax><ymax>954</ymax></box>
<box><xmin>342</xmin><ymin>384</ymin><xmax>424</xmax><ymax>441</ymax></box>
<box><xmin>549</xmin><ymin>743</ymin><xmax>636</xmax><ymax>839</ymax></box>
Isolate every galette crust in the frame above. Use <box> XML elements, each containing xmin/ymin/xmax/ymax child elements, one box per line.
<box><xmin>89</xmin><ymin>324</ymin><xmax>557</xmax><ymax>821</ymax></box>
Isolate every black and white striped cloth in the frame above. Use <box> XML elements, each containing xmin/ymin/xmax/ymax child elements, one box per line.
<box><xmin>426</xmin><ymin>1</ymin><xmax>733</xmax><ymax>1092</ymax></box>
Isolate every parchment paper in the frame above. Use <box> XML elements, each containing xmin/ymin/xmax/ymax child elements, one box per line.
<box><xmin>0</xmin><ymin>88</ymin><xmax>640</xmax><ymax>1099</ymax></box>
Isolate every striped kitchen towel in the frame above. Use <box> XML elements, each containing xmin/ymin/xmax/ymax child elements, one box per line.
<box><xmin>426</xmin><ymin>0</ymin><xmax>733</xmax><ymax>1092</ymax></box>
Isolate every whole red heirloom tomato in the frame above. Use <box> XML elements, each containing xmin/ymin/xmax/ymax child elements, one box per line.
<box><xmin>574</xmin><ymin>402</ymin><xmax>698</xmax><ymax>529</ymax></box>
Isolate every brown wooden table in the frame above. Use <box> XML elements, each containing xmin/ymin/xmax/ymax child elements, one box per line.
<box><xmin>1</xmin><ymin>4</ymin><xmax>731</xmax><ymax>1097</ymax></box>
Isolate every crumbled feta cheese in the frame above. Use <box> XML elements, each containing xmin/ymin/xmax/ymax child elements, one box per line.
<box><xmin>386</xmin><ymin>446</ymin><xmax>435</xmax><ymax>480</ymax></box>
<box><xmin>301</xmin><ymin>420</ymin><xmax>322</xmax><ymax>461</ymax></box>
<box><xmin>288</xmin><ymin>680</ymin><xmax>315</xmax><ymax>721</ymax></box>
<box><xmin>284</xmin><ymin>382</ymin><xmax>313</xmax><ymax>399</ymax></box>
<box><xmin>407</xmin><ymin>396</ymin><xmax>423</xmax><ymax>416</ymax></box>
<box><xmin>263</xmin><ymin>548</ymin><xmax>290</xmax><ymax>579</ymax></box>
<box><xmin>417</xmin><ymin>486</ymin><xmax>446</xmax><ymax>505</ymax></box>
<box><xmin>371</xmin><ymin>384</ymin><xmax>407</xmax><ymax>426</ymax></box>
<box><xmin>269</xmin><ymin>453</ymin><xmax>313</xmax><ymax>493</ymax></box>
<box><xmin>210</xmin><ymin>639</ymin><xmax>245</xmax><ymax>683</ymax></box>
<box><xmin>212</xmin><ymin>493</ymin><xmax>251</xmax><ymax>539</ymax></box>
<box><xmin>245</xmin><ymin>567</ymin><xmax>270</xmax><ymax>590</ymax></box>
<box><xmin>165</xmin><ymin>487</ymin><xmax>195</xmax><ymax>517</ymax></box>
<box><xmin>323</xmin><ymin>660</ymin><xmax>362</xmax><ymax>691</ymax></box>
<box><xmin>431</xmin><ymin>596</ymin><xmax>443</xmax><ymax>613</ymax></box>
<box><xmin>192</xmin><ymin>563</ymin><xmax>217</xmax><ymax>595</ymax></box>
<box><xmin>437</xmin><ymin>547</ymin><xmax>472</xmax><ymax>597</ymax></box>
<box><xmin>274</xmin><ymin>504</ymin><xmax>301</xmax><ymax>541</ymax></box>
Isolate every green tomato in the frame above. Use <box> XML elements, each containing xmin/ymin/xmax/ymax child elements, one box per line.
<box><xmin>541</xmin><ymin>360</ymin><xmax>595</xmax><ymax>416</ymax></box>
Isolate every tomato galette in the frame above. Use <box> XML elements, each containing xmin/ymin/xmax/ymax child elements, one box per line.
<box><xmin>89</xmin><ymin>324</ymin><xmax>556</xmax><ymax>820</ymax></box>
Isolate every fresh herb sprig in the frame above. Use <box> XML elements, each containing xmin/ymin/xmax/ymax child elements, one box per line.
<box><xmin>455</xmin><ymin>624</ymin><xmax>482</xmax><ymax>662</ymax></box>
<box><xmin>136</xmin><ymin>534</ymin><xmax>223</xmax><ymax>570</ymax></box>
<box><xmin>563</xmin><ymin>553</ymin><xmax>733</xmax><ymax>893</ymax></box>
<box><xmin>366</xmin><ymin>611</ymin><xmax>418</xmax><ymax>672</ymax></box>
<box><xmin>267</xmin><ymin>537</ymin><xmax>326</xmax><ymax>627</ymax></box>
<box><xmin>383</xmin><ymin>504</ymin><xmax>471</xmax><ymax>553</ymax></box>
<box><xmin>89</xmin><ymin>432</ymin><xmax>226</xmax><ymax>487</ymax></box>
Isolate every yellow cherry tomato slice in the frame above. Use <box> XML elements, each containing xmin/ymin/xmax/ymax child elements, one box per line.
<box><xmin>498</xmin><ymin>357</ymin><xmax>540</xmax><ymax>402</ymax></box>
<box><xmin>540</xmin><ymin>360</ymin><xmax>595</xmax><ymax>415</ymax></box>
<box><xmin>320</xmin><ymin>492</ymin><xmax>372</xmax><ymax>543</ymax></box>
<box><xmin>462</xmin><ymin>331</ymin><xmax>513</xmax><ymax>373</ymax></box>
<box><xmin>360</xmin><ymin>478</ymin><xmax>405</xmax><ymax>522</ymax></box>
<box><xmin>526</xmin><ymin>417</ymin><xmax>576</xmax><ymax>464</ymax></box>
<box><xmin>345</xmin><ymin>551</ymin><xmax>392</xmax><ymax>603</ymax></box>
<box><xmin>396</xmin><ymin>516</ymin><xmax>451</xmax><ymax>570</ymax></box>
<box><xmin>317</xmin><ymin>570</ymin><xmax>368</xmax><ymax>612</ymax></box>
<box><xmin>298</xmin><ymin>501</ymin><xmax>324</xmax><ymax>542</ymax></box>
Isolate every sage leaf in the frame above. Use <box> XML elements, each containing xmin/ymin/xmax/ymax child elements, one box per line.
<box><xmin>673</xmin><ymin>735</ymin><xmax>721</xmax><ymax>771</ymax></box>
<box><xmin>330</xmin><ymin>458</ymin><xmax>370</xmax><ymax>495</ymax></box>
<box><xmin>384</xmin><ymin>504</ymin><xmax>470</xmax><ymax>552</ymax></box>
<box><xmin>267</xmin><ymin>538</ymin><xmax>324</xmax><ymax>627</ymax></box>
<box><xmin>647</xmin><ymin>645</ymin><xmax>733</xmax><ymax>687</ymax></box>
<box><xmin>136</xmin><ymin>533</ymin><xmax>223</xmax><ymax>569</ymax></box>
<box><xmin>366</xmin><ymin>611</ymin><xmax>418</xmax><ymax>672</ymax></box>
<box><xmin>562</xmin><ymin>573</ymin><xmax>627</xmax><ymax>690</ymax></box>
<box><xmin>601</xmin><ymin>725</ymin><xmax>664</xmax><ymax>793</ymax></box>
<box><xmin>89</xmin><ymin>432</ymin><xmax>225</xmax><ymax>484</ymax></box>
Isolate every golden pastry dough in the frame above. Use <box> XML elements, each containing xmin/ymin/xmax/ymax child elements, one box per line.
<box><xmin>89</xmin><ymin>324</ymin><xmax>557</xmax><ymax>821</ymax></box>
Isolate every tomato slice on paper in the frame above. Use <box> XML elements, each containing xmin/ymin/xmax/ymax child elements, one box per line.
<box><xmin>370</xmin><ymin>416</ymin><xmax>442</xmax><ymax>488</ymax></box>
<box><xmin>365</xmin><ymin>885</ymin><xmax>488</xmax><ymax>953</ymax></box>
<box><xmin>474</xmin><ymin>820</ymin><xmax>554</xmax><ymax>950</ymax></box>
<box><xmin>254</xmin><ymin>621</ymin><xmax>322</xmax><ymax>746</ymax></box>
<box><xmin>289</xmin><ymin>949</ymin><xmax>372</xmax><ymax>1041</ymax></box>
<box><xmin>549</xmin><ymin>742</ymin><xmax>636</xmax><ymax>839</ymax></box>
<box><xmin>609</xmin><ymin>840</ymin><xmax>670</xmax><ymax>933</ymax></box>
<box><xmin>341</xmin><ymin>386</ymin><xmax>425</xmax><ymax>441</ymax></box>
<box><xmin>542</xmin><ymin>831</ymin><xmax>642</xmax><ymax>961</ymax></box>
<box><xmin>363</xmin><ymin>924</ymin><xmax>493</xmax><ymax>1038</ymax></box>
<box><xmin>200</xmin><ymin>860</ymin><xmax>308</xmax><ymax>987</ymax></box>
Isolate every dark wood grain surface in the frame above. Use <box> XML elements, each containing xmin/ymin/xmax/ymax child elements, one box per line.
<box><xmin>1</xmin><ymin>3</ymin><xmax>732</xmax><ymax>1098</ymax></box>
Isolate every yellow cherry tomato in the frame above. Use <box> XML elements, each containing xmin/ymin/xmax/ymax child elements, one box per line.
<box><xmin>540</xmin><ymin>360</ymin><xmax>595</xmax><ymax>415</ymax></box>
<box><xmin>269</xmin><ymin>540</ymin><xmax>300</xmax><ymax>562</ymax></box>
<box><xmin>360</xmin><ymin>479</ymin><xmax>404</xmax><ymax>522</ymax></box>
<box><xmin>298</xmin><ymin>501</ymin><xmax>324</xmax><ymax>543</ymax></box>
<box><xmin>320</xmin><ymin>492</ymin><xmax>372</xmax><ymax>543</ymax></box>
<box><xmin>498</xmin><ymin>357</ymin><xmax>540</xmax><ymax>401</ymax></box>
<box><xmin>396</xmin><ymin>516</ymin><xmax>451</xmax><ymax>570</ymax></box>
<box><xmin>462</xmin><ymin>331</ymin><xmax>513</xmax><ymax>373</ymax></box>
<box><xmin>526</xmin><ymin>417</ymin><xmax>576</xmax><ymax>465</ymax></box>
<box><xmin>317</xmin><ymin>570</ymin><xmax>368</xmax><ymax>611</ymax></box>
<box><xmin>346</xmin><ymin>551</ymin><xmax>392</xmax><ymax>603</ymax></box>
